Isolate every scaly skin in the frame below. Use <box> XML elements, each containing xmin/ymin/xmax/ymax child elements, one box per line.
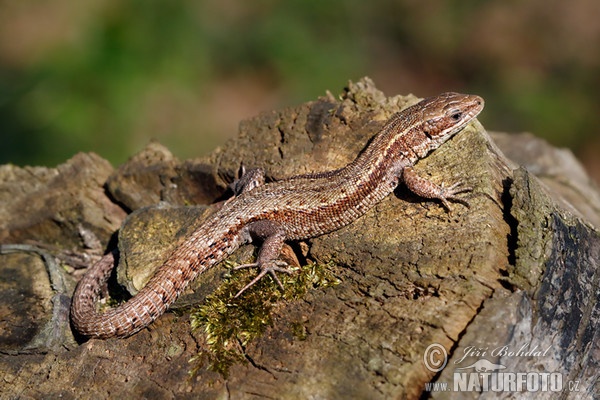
<box><xmin>70</xmin><ymin>92</ymin><xmax>484</xmax><ymax>339</ymax></box>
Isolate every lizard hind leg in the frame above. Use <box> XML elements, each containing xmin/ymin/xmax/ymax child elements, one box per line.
<box><xmin>229</xmin><ymin>166</ymin><xmax>266</xmax><ymax>196</ymax></box>
<box><xmin>233</xmin><ymin>259</ymin><xmax>292</xmax><ymax>298</ymax></box>
<box><xmin>233</xmin><ymin>220</ymin><xmax>296</xmax><ymax>298</ymax></box>
<box><xmin>221</xmin><ymin>167</ymin><xmax>266</xmax><ymax>208</ymax></box>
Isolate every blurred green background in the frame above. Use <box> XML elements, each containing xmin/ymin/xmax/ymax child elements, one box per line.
<box><xmin>1</xmin><ymin>0</ymin><xmax>599</xmax><ymax>181</ymax></box>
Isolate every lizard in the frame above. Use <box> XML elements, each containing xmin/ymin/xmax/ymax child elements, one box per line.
<box><xmin>70</xmin><ymin>92</ymin><xmax>484</xmax><ymax>339</ymax></box>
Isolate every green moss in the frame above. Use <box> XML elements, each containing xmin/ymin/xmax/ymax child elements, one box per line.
<box><xmin>289</xmin><ymin>321</ymin><xmax>308</xmax><ymax>341</ymax></box>
<box><xmin>189</xmin><ymin>260</ymin><xmax>339</xmax><ymax>377</ymax></box>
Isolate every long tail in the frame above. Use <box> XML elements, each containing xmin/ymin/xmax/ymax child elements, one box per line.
<box><xmin>70</xmin><ymin>242</ymin><xmax>222</xmax><ymax>339</ymax></box>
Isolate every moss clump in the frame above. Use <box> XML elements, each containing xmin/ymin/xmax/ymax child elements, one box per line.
<box><xmin>189</xmin><ymin>260</ymin><xmax>339</xmax><ymax>377</ymax></box>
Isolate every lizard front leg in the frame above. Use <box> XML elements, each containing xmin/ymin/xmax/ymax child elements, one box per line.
<box><xmin>402</xmin><ymin>166</ymin><xmax>471</xmax><ymax>211</ymax></box>
<box><xmin>233</xmin><ymin>219</ymin><xmax>294</xmax><ymax>297</ymax></box>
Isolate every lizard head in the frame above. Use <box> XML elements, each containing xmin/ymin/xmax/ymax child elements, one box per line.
<box><xmin>417</xmin><ymin>92</ymin><xmax>485</xmax><ymax>153</ymax></box>
<box><xmin>358</xmin><ymin>91</ymin><xmax>485</xmax><ymax>171</ymax></box>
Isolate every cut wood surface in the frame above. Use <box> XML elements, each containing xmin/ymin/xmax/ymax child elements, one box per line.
<box><xmin>0</xmin><ymin>78</ymin><xmax>598</xmax><ymax>399</ymax></box>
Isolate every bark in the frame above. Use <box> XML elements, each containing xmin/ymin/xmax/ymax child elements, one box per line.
<box><xmin>0</xmin><ymin>78</ymin><xmax>597</xmax><ymax>399</ymax></box>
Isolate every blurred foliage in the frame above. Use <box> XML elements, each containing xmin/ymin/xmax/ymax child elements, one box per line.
<box><xmin>0</xmin><ymin>0</ymin><xmax>599</xmax><ymax>179</ymax></box>
<box><xmin>0</xmin><ymin>0</ymin><xmax>370</xmax><ymax>166</ymax></box>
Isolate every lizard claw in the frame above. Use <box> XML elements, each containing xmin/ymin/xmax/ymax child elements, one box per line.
<box><xmin>439</xmin><ymin>182</ymin><xmax>472</xmax><ymax>211</ymax></box>
<box><xmin>233</xmin><ymin>260</ymin><xmax>294</xmax><ymax>298</ymax></box>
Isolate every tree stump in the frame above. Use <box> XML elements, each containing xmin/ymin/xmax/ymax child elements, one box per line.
<box><xmin>0</xmin><ymin>78</ymin><xmax>598</xmax><ymax>399</ymax></box>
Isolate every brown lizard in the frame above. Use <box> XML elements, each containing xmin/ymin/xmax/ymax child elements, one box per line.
<box><xmin>70</xmin><ymin>92</ymin><xmax>484</xmax><ymax>339</ymax></box>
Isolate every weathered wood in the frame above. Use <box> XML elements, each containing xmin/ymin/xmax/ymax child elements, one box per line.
<box><xmin>0</xmin><ymin>78</ymin><xmax>597</xmax><ymax>399</ymax></box>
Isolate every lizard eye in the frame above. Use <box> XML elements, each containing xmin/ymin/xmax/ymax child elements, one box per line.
<box><xmin>450</xmin><ymin>111</ymin><xmax>462</xmax><ymax>121</ymax></box>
